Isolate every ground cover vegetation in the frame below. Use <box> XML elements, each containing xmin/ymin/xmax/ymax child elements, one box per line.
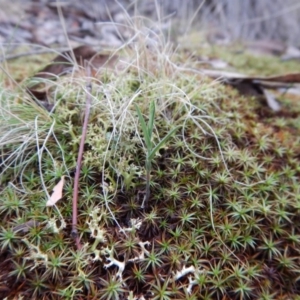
<box><xmin>0</xmin><ymin>15</ymin><xmax>300</xmax><ymax>300</ymax></box>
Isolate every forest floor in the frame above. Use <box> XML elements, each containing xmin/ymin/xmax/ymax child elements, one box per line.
<box><xmin>1</xmin><ymin>2</ymin><xmax>300</xmax><ymax>300</ymax></box>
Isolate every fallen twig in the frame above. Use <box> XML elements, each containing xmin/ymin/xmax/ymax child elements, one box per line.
<box><xmin>71</xmin><ymin>65</ymin><xmax>92</xmax><ymax>250</ymax></box>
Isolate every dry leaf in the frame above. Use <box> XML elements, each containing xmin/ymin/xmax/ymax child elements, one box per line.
<box><xmin>279</xmin><ymin>85</ymin><xmax>300</xmax><ymax>96</ymax></box>
<box><xmin>27</xmin><ymin>45</ymin><xmax>119</xmax><ymax>110</ymax></box>
<box><xmin>46</xmin><ymin>176</ymin><xmax>65</xmax><ymax>206</ymax></box>
<box><xmin>201</xmin><ymin>69</ymin><xmax>300</xmax><ymax>84</ymax></box>
<box><xmin>262</xmin><ymin>89</ymin><xmax>281</xmax><ymax>112</ymax></box>
<box><xmin>208</xmin><ymin>59</ymin><xmax>228</xmax><ymax>69</ymax></box>
<box><xmin>281</xmin><ymin>46</ymin><xmax>300</xmax><ymax>61</ymax></box>
<box><xmin>12</xmin><ymin>220</ymin><xmax>40</xmax><ymax>233</ymax></box>
<box><xmin>201</xmin><ymin>69</ymin><xmax>300</xmax><ymax>111</ymax></box>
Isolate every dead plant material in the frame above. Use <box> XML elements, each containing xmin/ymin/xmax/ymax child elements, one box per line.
<box><xmin>71</xmin><ymin>66</ymin><xmax>92</xmax><ymax>250</ymax></box>
<box><xmin>46</xmin><ymin>176</ymin><xmax>65</xmax><ymax>206</ymax></box>
<box><xmin>202</xmin><ymin>69</ymin><xmax>300</xmax><ymax>111</ymax></box>
<box><xmin>202</xmin><ymin>69</ymin><xmax>300</xmax><ymax>84</ymax></box>
<box><xmin>12</xmin><ymin>220</ymin><xmax>40</xmax><ymax>233</ymax></box>
<box><xmin>27</xmin><ymin>45</ymin><xmax>118</xmax><ymax>109</ymax></box>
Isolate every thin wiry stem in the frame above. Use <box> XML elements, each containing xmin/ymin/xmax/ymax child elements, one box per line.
<box><xmin>142</xmin><ymin>159</ymin><xmax>151</xmax><ymax>208</ymax></box>
<box><xmin>71</xmin><ymin>67</ymin><xmax>91</xmax><ymax>250</ymax></box>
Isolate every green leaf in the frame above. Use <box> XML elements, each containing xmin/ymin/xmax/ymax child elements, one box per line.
<box><xmin>147</xmin><ymin>100</ymin><xmax>156</xmax><ymax>140</ymax></box>
<box><xmin>135</xmin><ymin>104</ymin><xmax>152</xmax><ymax>149</ymax></box>
<box><xmin>148</xmin><ymin>126</ymin><xmax>179</xmax><ymax>161</ymax></box>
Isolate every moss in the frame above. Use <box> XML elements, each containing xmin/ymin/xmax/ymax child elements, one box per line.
<box><xmin>179</xmin><ymin>31</ymin><xmax>300</xmax><ymax>76</ymax></box>
<box><xmin>1</xmin><ymin>27</ymin><xmax>300</xmax><ymax>299</ymax></box>
<box><xmin>1</xmin><ymin>47</ymin><xmax>56</xmax><ymax>83</ymax></box>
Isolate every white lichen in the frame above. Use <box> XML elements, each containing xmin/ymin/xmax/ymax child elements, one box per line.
<box><xmin>187</xmin><ymin>275</ymin><xmax>197</xmax><ymax>295</ymax></box>
<box><xmin>87</xmin><ymin>207</ymin><xmax>107</xmax><ymax>243</ymax></box>
<box><xmin>46</xmin><ymin>217</ymin><xmax>66</xmax><ymax>233</ymax></box>
<box><xmin>171</xmin><ymin>264</ymin><xmax>204</xmax><ymax>294</ymax></box>
<box><xmin>23</xmin><ymin>239</ymin><xmax>48</xmax><ymax>270</ymax></box>
<box><xmin>184</xmin><ymin>267</ymin><xmax>204</xmax><ymax>294</ymax></box>
<box><xmin>129</xmin><ymin>241</ymin><xmax>150</xmax><ymax>262</ymax></box>
<box><xmin>127</xmin><ymin>291</ymin><xmax>146</xmax><ymax>300</ymax></box>
<box><xmin>120</xmin><ymin>218</ymin><xmax>143</xmax><ymax>234</ymax></box>
<box><xmin>92</xmin><ymin>249</ymin><xmax>102</xmax><ymax>262</ymax></box>
<box><xmin>173</xmin><ymin>265</ymin><xmax>195</xmax><ymax>281</ymax></box>
<box><xmin>102</xmin><ymin>247</ymin><xmax>125</xmax><ymax>280</ymax></box>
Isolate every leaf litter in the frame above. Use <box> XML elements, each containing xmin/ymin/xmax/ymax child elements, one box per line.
<box><xmin>46</xmin><ymin>175</ymin><xmax>65</xmax><ymax>207</ymax></box>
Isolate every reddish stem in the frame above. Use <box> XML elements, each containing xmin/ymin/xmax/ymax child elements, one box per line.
<box><xmin>71</xmin><ymin>68</ymin><xmax>92</xmax><ymax>249</ymax></box>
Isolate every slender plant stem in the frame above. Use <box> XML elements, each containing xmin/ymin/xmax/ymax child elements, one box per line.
<box><xmin>142</xmin><ymin>159</ymin><xmax>151</xmax><ymax>208</ymax></box>
<box><xmin>135</xmin><ymin>100</ymin><xmax>178</xmax><ymax>209</ymax></box>
<box><xmin>72</xmin><ymin>67</ymin><xmax>92</xmax><ymax>250</ymax></box>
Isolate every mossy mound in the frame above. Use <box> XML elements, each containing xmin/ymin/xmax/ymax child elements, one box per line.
<box><xmin>1</xmin><ymin>31</ymin><xmax>300</xmax><ymax>300</ymax></box>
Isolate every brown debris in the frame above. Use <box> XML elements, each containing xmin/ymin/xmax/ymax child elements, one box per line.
<box><xmin>27</xmin><ymin>45</ymin><xmax>119</xmax><ymax>109</ymax></box>
<box><xmin>201</xmin><ymin>69</ymin><xmax>300</xmax><ymax>111</ymax></box>
<box><xmin>12</xmin><ymin>220</ymin><xmax>40</xmax><ymax>233</ymax></box>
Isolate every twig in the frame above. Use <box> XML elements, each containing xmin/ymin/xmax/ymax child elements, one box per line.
<box><xmin>71</xmin><ymin>65</ymin><xmax>92</xmax><ymax>250</ymax></box>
